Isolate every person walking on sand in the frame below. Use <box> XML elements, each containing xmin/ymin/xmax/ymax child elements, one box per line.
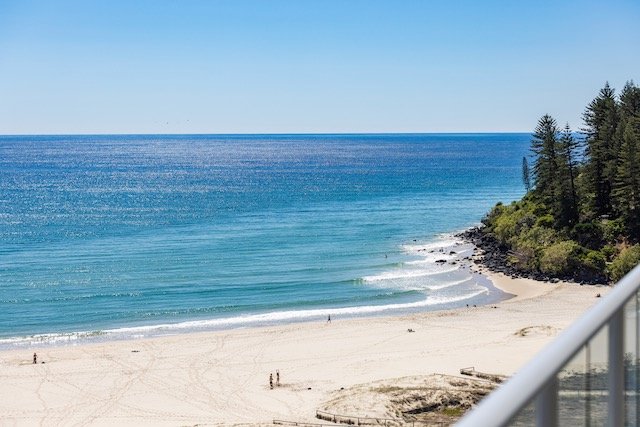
<box><xmin>33</xmin><ymin>353</ymin><xmax>37</xmax><ymax>364</ymax></box>
<box><xmin>276</xmin><ymin>370</ymin><xmax>280</xmax><ymax>386</ymax></box>
<box><xmin>269</xmin><ymin>373</ymin><xmax>273</xmax><ymax>389</ymax></box>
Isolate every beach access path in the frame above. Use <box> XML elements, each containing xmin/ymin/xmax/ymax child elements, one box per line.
<box><xmin>0</xmin><ymin>272</ymin><xmax>606</xmax><ymax>426</ymax></box>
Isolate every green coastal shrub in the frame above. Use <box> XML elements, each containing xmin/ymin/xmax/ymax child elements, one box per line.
<box><xmin>491</xmin><ymin>205</ymin><xmax>533</xmax><ymax>245</ymax></box>
<box><xmin>479</xmin><ymin>191</ymin><xmax>615</xmax><ymax>283</ymax></box>
<box><xmin>602</xmin><ymin>218</ymin><xmax>625</xmax><ymax>243</ymax></box>
<box><xmin>571</xmin><ymin>222</ymin><xmax>603</xmax><ymax>249</ymax></box>
<box><xmin>540</xmin><ymin>241</ymin><xmax>582</xmax><ymax>276</ymax></box>
<box><xmin>510</xmin><ymin>240</ymin><xmax>538</xmax><ymax>270</ymax></box>
<box><xmin>535</xmin><ymin>214</ymin><xmax>554</xmax><ymax>228</ymax></box>
<box><xmin>580</xmin><ymin>250</ymin><xmax>607</xmax><ymax>278</ymax></box>
<box><xmin>516</xmin><ymin>213</ymin><xmax>536</xmax><ymax>233</ymax></box>
<box><xmin>482</xmin><ymin>203</ymin><xmax>505</xmax><ymax>228</ymax></box>
<box><xmin>520</xmin><ymin>225</ymin><xmax>559</xmax><ymax>249</ymax></box>
<box><xmin>600</xmin><ymin>244</ymin><xmax>616</xmax><ymax>261</ymax></box>
<box><xmin>609</xmin><ymin>245</ymin><xmax>640</xmax><ymax>282</ymax></box>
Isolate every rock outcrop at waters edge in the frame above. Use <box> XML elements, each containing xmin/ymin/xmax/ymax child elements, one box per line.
<box><xmin>457</xmin><ymin>227</ymin><xmax>604</xmax><ymax>285</ymax></box>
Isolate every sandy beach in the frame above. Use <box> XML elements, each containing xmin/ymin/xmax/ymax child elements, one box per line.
<box><xmin>0</xmin><ymin>272</ymin><xmax>607</xmax><ymax>426</ymax></box>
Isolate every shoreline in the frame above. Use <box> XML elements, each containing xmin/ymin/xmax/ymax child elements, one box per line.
<box><xmin>0</xmin><ymin>246</ymin><xmax>607</xmax><ymax>425</ymax></box>
<box><xmin>0</xmin><ymin>236</ymin><xmax>505</xmax><ymax>351</ymax></box>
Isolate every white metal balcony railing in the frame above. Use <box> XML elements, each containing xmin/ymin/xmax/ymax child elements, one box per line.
<box><xmin>457</xmin><ymin>264</ymin><xmax>640</xmax><ymax>427</ymax></box>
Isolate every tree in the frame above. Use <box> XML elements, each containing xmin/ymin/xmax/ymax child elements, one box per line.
<box><xmin>618</xmin><ymin>80</ymin><xmax>640</xmax><ymax>120</ymax></box>
<box><xmin>556</xmin><ymin>124</ymin><xmax>579</xmax><ymax>227</ymax></box>
<box><xmin>531</xmin><ymin>114</ymin><xmax>559</xmax><ymax>206</ymax></box>
<box><xmin>478</xmin><ymin>79</ymin><xmax>640</xmax><ymax>283</ymax></box>
<box><xmin>613</xmin><ymin>118</ymin><xmax>640</xmax><ymax>238</ymax></box>
<box><xmin>582</xmin><ymin>82</ymin><xmax>619</xmax><ymax>218</ymax></box>
<box><xmin>522</xmin><ymin>156</ymin><xmax>531</xmax><ymax>193</ymax></box>
<box><xmin>612</xmin><ymin>81</ymin><xmax>640</xmax><ymax>238</ymax></box>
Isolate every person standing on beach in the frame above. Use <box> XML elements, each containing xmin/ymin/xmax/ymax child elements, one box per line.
<box><xmin>33</xmin><ymin>353</ymin><xmax>37</xmax><ymax>364</ymax></box>
<box><xmin>276</xmin><ymin>370</ymin><xmax>280</xmax><ymax>386</ymax></box>
<box><xmin>269</xmin><ymin>373</ymin><xmax>273</xmax><ymax>389</ymax></box>
<box><xmin>327</xmin><ymin>314</ymin><xmax>331</xmax><ymax>323</ymax></box>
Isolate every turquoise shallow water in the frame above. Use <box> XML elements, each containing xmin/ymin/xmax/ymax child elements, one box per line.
<box><xmin>0</xmin><ymin>134</ymin><xmax>529</xmax><ymax>346</ymax></box>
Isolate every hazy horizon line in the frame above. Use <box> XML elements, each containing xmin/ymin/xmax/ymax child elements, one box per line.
<box><xmin>0</xmin><ymin>131</ymin><xmax>539</xmax><ymax>137</ymax></box>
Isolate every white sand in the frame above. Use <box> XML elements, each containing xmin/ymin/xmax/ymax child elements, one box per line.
<box><xmin>0</xmin><ymin>274</ymin><xmax>607</xmax><ymax>426</ymax></box>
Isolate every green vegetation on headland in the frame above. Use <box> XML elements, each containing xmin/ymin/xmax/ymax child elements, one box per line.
<box><xmin>474</xmin><ymin>81</ymin><xmax>640</xmax><ymax>284</ymax></box>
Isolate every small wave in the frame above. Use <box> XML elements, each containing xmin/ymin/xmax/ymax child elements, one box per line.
<box><xmin>365</xmin><ymin>274</ymin><xmax>473</xmax><ymax>292</ymax></box>
<box><xmin>427</xmin><ymin>276</ymin><xmax>474</xmax><ymax>290</ymax></box>
<box><xmin>424</xmin><ymin>287</ymin><xmax>488</xmax><ymax>305</ymax></box>
<box><xmin>362</xmin><ymin>265</ymin><xmax>459</xmax><ymax>282</ymax></box>
<box><xmin>3</xmin><ymin>292</ymin><xmax>142</xmax><ymax>304</ymax></box>
<box><xmin>0</xmin><ymin>330</ymin><xmax>106</xmax><ymax>347</ymax></box>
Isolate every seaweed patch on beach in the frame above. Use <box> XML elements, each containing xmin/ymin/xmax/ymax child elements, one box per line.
<box><xmin>515</xmin><ymin>325</ymin><xmax>558</xmax><ymax>337</ymax></box>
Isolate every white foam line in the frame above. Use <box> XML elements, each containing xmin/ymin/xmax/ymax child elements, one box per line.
<box><xmin>364</xmin><ymin>275</ymin><xmax>472</xmax><ymax>292</ymax></box>
<box><xmin>405</xmin><ymin>254</ymin><xmax>457</xmax><ymax>265</ymax></box>
<box><xmin>402</xmin><ymin>240</ymin><xmax>463</xmax><ymax>253</ymax></box>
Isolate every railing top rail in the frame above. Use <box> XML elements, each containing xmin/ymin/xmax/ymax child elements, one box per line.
<box><xmin>456</xmin><ymin>263</ymin><xmax>640</xmax><ymax>427</ymax></box>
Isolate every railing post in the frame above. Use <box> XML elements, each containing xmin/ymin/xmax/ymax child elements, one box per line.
<box><xmin>535</xmin><ymin>376</ymin><xmax>558</xmax><ymax>427</ymax></box>
<box><xmin>636</xmin><ymin>293</ymin><xmax>639</xmax><ymax>427</ymax></box>
<box><xmin>608</xmin><ymin>309</ymin><xmax>624</xmax><ymax>427</ymax></box>
<box><xmin>585</xmin><ymin>343</ymin><xmax>591</xmax><ymax>427</ymax></box>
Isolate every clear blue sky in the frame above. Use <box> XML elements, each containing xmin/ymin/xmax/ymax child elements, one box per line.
<box><xmin>0</xmin><ymin>0</ymin><xmax>638</xmax><ymax>134</ymax></box>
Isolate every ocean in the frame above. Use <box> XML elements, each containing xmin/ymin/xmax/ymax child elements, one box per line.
<box><xmin>0</xmin><ymin>134</ymin><xmax>530</xmax><ymax>347</ymax></box>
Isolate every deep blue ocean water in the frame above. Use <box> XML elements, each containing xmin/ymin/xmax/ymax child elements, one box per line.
<box><xmin>0</xmin><ymin>134</ymin><xmax>530</xmax><ymax>346</ymax></box>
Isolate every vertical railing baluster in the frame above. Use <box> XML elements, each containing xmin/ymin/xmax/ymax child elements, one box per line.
<box><xmin>633</xmin><ymin>292</ymin><xmax>640</xmax><ymax>426</ymax></box>
<box><xmin>609</xmin><ymin>309</ymin><xmax>624</xmax><ymax>427</ymax></box>
<box><xmin>586</xmin><ymin>343</ymin><xmax>591</xmax><ymax>427</ymax></box>
<box><xmin>535</xmin><ymin>376</ymin><xmax>558</xmax><ymax>427</ymax></box>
